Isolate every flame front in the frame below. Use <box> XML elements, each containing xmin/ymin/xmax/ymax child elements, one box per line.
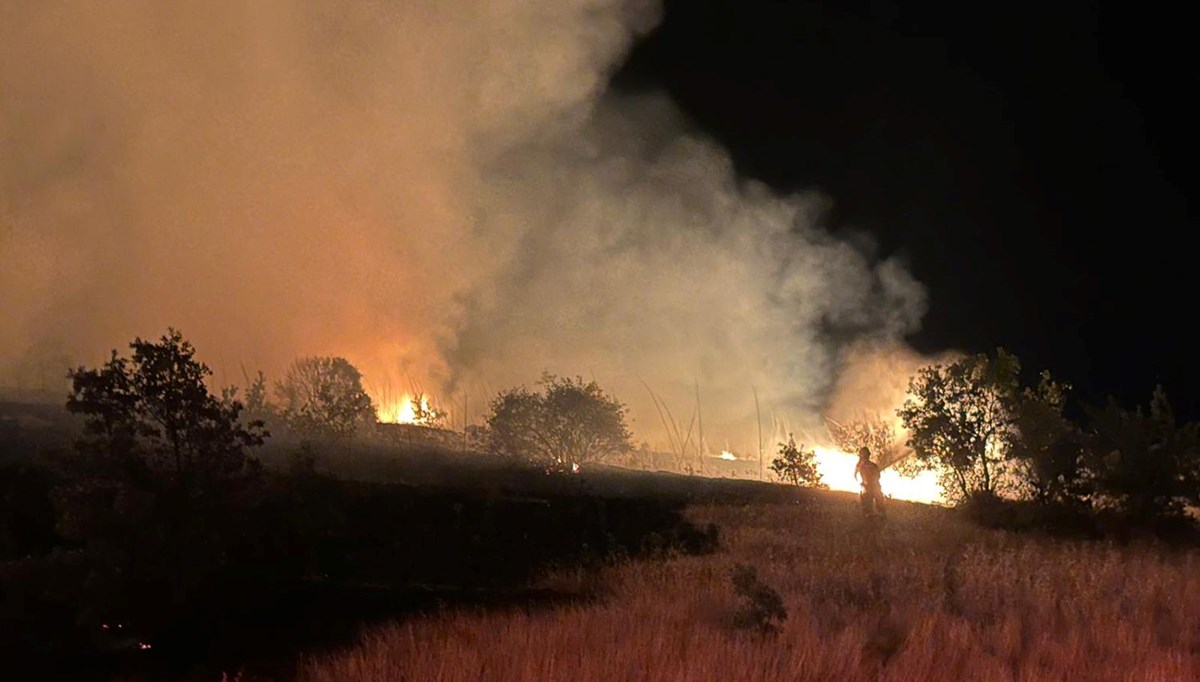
<box><xmin>812</xmin><ymin>446</ymin><xmax>943</xmax><ymax>505</ymax></box>
<box><xmin>377</xmin><ymin>394</ymin><xmax>424</xmax><ymax>424</ymax></box>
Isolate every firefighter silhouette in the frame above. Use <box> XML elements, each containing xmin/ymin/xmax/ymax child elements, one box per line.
<box><xmin>854</xmin><ymin>446</ymin><xmax>886</xmax><ymax>517</ymax></box>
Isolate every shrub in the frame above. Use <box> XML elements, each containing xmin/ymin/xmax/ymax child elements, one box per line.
<box><xmin>483</xmin><ymin>374</ymin><xmax>633</xmax><ymax>471</ymax></box>
<box><xmin>275</xmin><ymin>357</ymin><xmax>375</xmax><ymax>440</ymax></box>
<box><xmin>730</xmin><ymin>563</ymin><xmax>787</xmax><ymax>634</ymax></box>
<box><xmin>770</xmin><ymin>435</ymin><xmax>825</xmax><ymax>488</ymax></box>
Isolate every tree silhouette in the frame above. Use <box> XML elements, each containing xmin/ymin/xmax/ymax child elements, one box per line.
<box><xmin>65</xmin><ymin>328</ymin><xmax>265</xmax><ymax>482</ymax></box>
<box><xmin>59</xmin><ymin>329</ymin><xmax>265</xmax><ymax>615</ymax></box>
<box><xmin>769</xmin><ymin>435</ymin><xmax>825</xmax><ymax>488</ymax></box>
<box><xmin>1009</xmin><ymin>371</ymin><xmax>1087</xmax><ymax>506</ymax></box>
<box><xmin>411</xmin><ymin>393</ymin><xmax>449</xmax><ymax>428</ymax></box>
<box><xmin>827</xmin><ymin>414</ymin><xmax>901</xmax><ymax>468</ymax></box>
<box><xmin>483</xmin><ymin>374</ymin><xmax>632</xmax><ymax>471</ymax></box>
<box><xmin>1083</xmin><ymin>386</ymin><xmax>1200</xmax><ymax>525</ymax></box>
<box><xmin>275</xmin><ymin>356</ymin><xmax>375</xmax><ymax>440</ymax></box>
<box><xmin>897</xmin><ymin>349</ymin><xmax>1021</xmax><ymax>501</ymax></box>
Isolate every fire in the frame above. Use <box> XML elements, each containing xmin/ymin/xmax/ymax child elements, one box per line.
<box><xmin>377</xmin><ymin>393</ymin><xmax>425</xmax><ymax>424</ymax></box>
<box><xmin>718</xmin><ymin>450</ymin><xmax>737</xmax><ymax>461</ymax></box>
<box><xmin>812</xmin><ymin>446</ymin><xmax>943</xmax><ymax>505</ymax></box>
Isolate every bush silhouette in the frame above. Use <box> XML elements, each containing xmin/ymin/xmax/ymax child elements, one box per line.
<box><xmin>770</xmin><ymin>435</ymin><xmax>824</xmax><ymax>488</ymax></box>
<box><xmin>275</xmin><ymin>356</ymin><xmax>375</xmax><ymax>440</ymax></box>
<box><xmin>730</xmin><ymin>563</ymin><xmax>787</xmax><ymax>634</ymax></box>
<box><xmin>483</xmin><ymin>374</ymin><xmax>632</xmax><ymax>471</ymax></box>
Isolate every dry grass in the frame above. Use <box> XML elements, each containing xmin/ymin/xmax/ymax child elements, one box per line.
<box><xmin>300</xmin><ymin>494</ymin><xmax>1200</xmax><ymax>681</ymax></box>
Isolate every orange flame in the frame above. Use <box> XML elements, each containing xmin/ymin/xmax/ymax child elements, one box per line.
<box><xmin>812</xmin><ymin>446</ymin><xmax>943</xmax><ymax>504</ymax></box>
<box><xmin>377</xmin><ymin>393</ymin><xmax>427</xmax><ymax>424</ymax></box>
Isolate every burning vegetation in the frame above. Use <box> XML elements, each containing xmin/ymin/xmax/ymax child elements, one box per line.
<box><xmin>5</xmin><ymin>329</ymin><xmax>1200</xmax><ymax>680</ymax></box>
<box><xmin>2</xmin><ymin>3</ymin><xmax>1197</xmax><ymax>680</ymax></box>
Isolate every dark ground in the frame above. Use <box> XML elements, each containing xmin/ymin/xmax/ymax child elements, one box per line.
<box><xmin>1</xmin><ymin>398</ymin><xmax>801</xmax><ymax>682</ymax></box>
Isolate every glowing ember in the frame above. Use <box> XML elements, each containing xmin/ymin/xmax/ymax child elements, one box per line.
<box><xmin>718</xmin><ymin>450</ymin><xmax>738</xmax><ymax>461</ymax></box>
<box><xmin>812</xmin><ymin>446</ymin><xmax>943</xmax><ymax>505</ymax></box>
<box><xmin>138</xmin><ymin>642</ymin><xmax>152</xmax><ymax>651</ymax></box>
<box><xmin>377</xmin><ymin>394</ymin><xmax>425</xmax><ymax>424</ymax></box>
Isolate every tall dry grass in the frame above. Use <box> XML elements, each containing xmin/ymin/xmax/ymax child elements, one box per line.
<box><xmin>300</xmin><ymin>494</ymin><xmax>1200</xmax><ymax>681</ymax></box>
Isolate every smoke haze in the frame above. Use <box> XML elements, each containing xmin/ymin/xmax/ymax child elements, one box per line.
<box><xmin>1</xmin><ymin>0</ymin><xmax>926</xmax><ymax>448</ymax></box>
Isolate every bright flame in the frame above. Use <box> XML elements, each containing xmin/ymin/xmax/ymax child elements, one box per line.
<box><xmin>719</xmin><ymin>450</ymin><xmax>737</xmax><ymax>461</ymax></box>
<box><xmin>377</xmin><ymin>394</ymin><xmax>423</xmax><ymax>424</ymax></box>
<box><xmin>812</xmin><ymin>446</ymin><xmax>943</xmax><ymax>505</ymax></box>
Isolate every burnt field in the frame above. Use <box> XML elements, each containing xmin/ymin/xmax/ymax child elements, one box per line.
<box><xmin>1</xmin><ymin>402</ymin><xmax>784</xmax><ymax>681</ymax></box>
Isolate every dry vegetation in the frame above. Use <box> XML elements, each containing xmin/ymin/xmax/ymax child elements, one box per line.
<box><xmin>298</xmin><ymin>492</ymin><xmax>1200</xmax><ymax>681</ymax></box>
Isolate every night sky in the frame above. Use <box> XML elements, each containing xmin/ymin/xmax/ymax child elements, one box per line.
<box><xmin>616</xmin><ymin>0</ymin><xmax>1197</xmax><ymax>419</ymax></box>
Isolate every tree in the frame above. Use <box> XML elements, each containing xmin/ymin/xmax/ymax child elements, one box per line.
<box><xmin>770</xmin><ymin>435</ymin><xmax>825</xmax><ymax>488</ymax></box>
<box><xmin>827</xmin><ymin>414</ymin><xmax>902</xmax><ymax>468</ymax></box>
<box><xmin>275</xmin><ymin>357</ymin><xmax>375</xmax><ymax>440</ymax></box>
<box><xmin>242</xmin><ymin>368</ymin><xmax>270</xmax><ymax>420</ymax></box>
<box><xmin>65</xmin><ymin>329</ymin><xmax>265</xmax><ymax>482</ymax></box>
<box><xmin>59</xmin><ymin>329</ymin><xmax>265</xmax><ymax>617</ymax></box>
<box><xmin>411</xmin><ymin>393</ymin><xmax>449</xmax><ymax>428</ymax></box>
<box><xmin>1083</xmin><ymin>386</ymin><xmax>1200</xmax><ymax>525</ymax></box>
<box><xmin>897</xmin><ymin>348</ymin><xmax>1021</xmax><ymax>502</ymax></box>
<box><xmin>483</xmin><ymin>374</ymin><xmax>633</xmax><ymax>470</ymax></box>
<box><xmin>1008</xmin><ymin>371</ymin><xmax>1088</xmax><ymax>506</ymax></box>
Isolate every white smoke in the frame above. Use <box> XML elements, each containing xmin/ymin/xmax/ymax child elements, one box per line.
<box><xmin>0</xmin><ymin>0</ymin><xmax>925</xmax><ymax>447</ymax></box>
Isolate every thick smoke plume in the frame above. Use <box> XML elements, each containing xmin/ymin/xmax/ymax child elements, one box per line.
<box><xmin>1</xmin><ymin>0</ymin><xmax>925</xmax><ymax>449</ymax></box>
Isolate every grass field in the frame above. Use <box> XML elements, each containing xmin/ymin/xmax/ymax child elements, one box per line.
<box><xmin>6</xmin><ymin>398</ymin><xmax>1199</xmax><ymax>681</ymax></box>
<box><xmin>299</xmin><ymin>490</ymin><xmax>1200</xmax><ymax>682</ymax></box>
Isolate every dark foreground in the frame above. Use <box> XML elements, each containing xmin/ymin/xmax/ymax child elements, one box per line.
<box><xmin>2</xmin><ymin>427</ymin><xmax>796</xmax><ymax>682</ymax></box>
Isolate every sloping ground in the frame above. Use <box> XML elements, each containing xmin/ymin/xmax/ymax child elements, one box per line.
<box><xmin>6</xmin><ymin>455</ymin><xmax>785</xmax><ymax>682</ymax></box>
<box><xmin>14</xmin><ymin>408</ymin><xmax>1196</xmax><ymax>681</ymax></box>
<box><xmin>301</xmin><ymin>493</ymin><xmax>1200</xmax><ymax>681</ymax></box>
<box><xmin>255</xmin><ymin>437</ymin><xmax>799</xmax><ymax>505</ymax></box>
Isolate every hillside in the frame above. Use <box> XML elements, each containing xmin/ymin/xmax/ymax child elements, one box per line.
<box><xmin>301</xmin><ymin>490</ymin><xmax>1200</xmax><ymax>681</ymax></box>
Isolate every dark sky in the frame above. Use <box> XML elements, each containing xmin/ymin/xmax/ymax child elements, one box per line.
<box><xmin>615</xmin><ymin>0</ymin><xmax>1197</xmax><ymax>419</ymax></box>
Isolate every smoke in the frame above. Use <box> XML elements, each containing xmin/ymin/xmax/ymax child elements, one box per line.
<box><xmin>824</xmin><ymin>343</ymin><xmax>960</xmax><ymax>427</ymax></box>
<box><xmin>816</xmin><ymin>342</ymin><xmax>960</xmax><ymax>454</ymax></box>
<box><xmin>1</xmin><ymin>0</ymin><xmax>926</xmax><ymax>447</ymax></box>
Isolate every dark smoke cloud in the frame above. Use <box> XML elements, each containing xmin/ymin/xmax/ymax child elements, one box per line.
<box><xmin>1</xmin><ymin>0</ymin><xmax>925</xmax><ymax>449</ymax></box>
